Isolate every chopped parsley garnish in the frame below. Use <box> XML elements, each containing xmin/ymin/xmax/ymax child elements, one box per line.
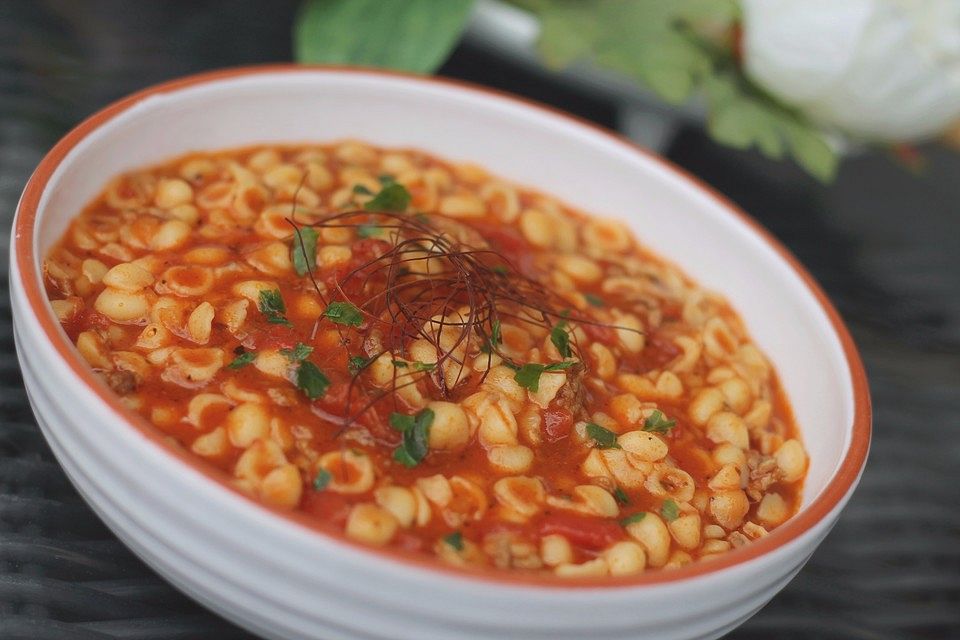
<box><xmin>394</xmin><ymin>359</ymin><xmax>436</xmax><ymax>373</ymax></box>
<box><xmin>613</xmin><ymin>486</ymin><xmax>631</xmax><ymax>505</ymax></box>
<box><xmin>258</xmin><ymin>289</ymin><xmax>292</xmax><ymax>327</ymax></box>
<box><xmin>357</xmin><ymin>224</ymin><xmax>381</xmax><ymax>238</ymax></box>
<box><xmin>291</xmin><ymin>227</ymin><xmax>318</xmax><ymax>277</ymax></box>
<box><xmin>295</xmin><ymin>361</ymin><xmax>330</xmax><ymax>400</ymax></box>
<box><xmin>348</xmin><ymin>355</ymin><xmax>374</xmax><ymax>375</ymax></box>
<box><xmin>352</xmin><ymin>184</ymin><xmax>373</xmax><ymax>195</ymax></box>
<box><xmin>480</xmin><ymin>319</ymin><xmax>502</xmax><ymax>354</ymax></box>
<box><xmin>492</xmin><ymin>265</ymin><xmax>509</xmax><ymax>275</ymax></box>
<box><xmin>643</xmin><ymin>409</ymin><xmax>677</xmax><ymax>434</ymax></box>
<box><xmin>660</xmin><ymin>499</ymin><xmax>680</xmax><ymax>522</ymax></box>
<box><xmin>513</xmin><ymin>360</ymin><xmax>576</xmax><ymax>392</ymax></box>
<box><xmin>280</xmin><ymin>342</ymin><xmax>313</xmax><ymax>362</ymax></box>
<box><xmin>550</xmin><ymin>320</ymin><xmax>572</xmax><ymax>358</ymax></box>
<box><xmin>378</xmin><ymin>174</ymin><xmax>396</xmax><ymax>186</ymax></box>
<box><xmin>390</xmin><ymin>408</ymin><xmax>434</xmax><ymax>468</ymax></box>
<box><xmin>323</xmin><ymin>301</ymin><xmax>363</xmax><ymax>327</ymax></box>
<box><xmin>585</xmin><ymin>422</ymin><xmax>621</xmax><ymax>449</ymax></box>
<box><xmin>313</xmin><ymin>469</ymin><xmax>332</xmax><ymax>491</ymax></box>
<box><xmin>442</xmin><ymin>531</ymin><xmax>464</xmax><ymax>551</ymax></box>
<box><xmin>364</xmin><ymin>182</ymin><xmax>411</xmax><ymax>213</ymax></box>
<box><xmin>584</xmin><ymin>293</ymin><xmax>605</xmax><ymax>307</ymax></box>
<box><xmin>227</xmin><ymin>351</ymin><xmax>256</xmax><ymax>369</ymax></box>
<box><xmin>621</xmin><ymin>512</ymin><xmax>647</xmax><ymax>527</ymax></box>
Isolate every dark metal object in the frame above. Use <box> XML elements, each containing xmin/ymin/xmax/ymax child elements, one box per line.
<box><xmin>1</xmin><ymin>2</ymin><xmax>958</xmax><ymax>638</ymax></box>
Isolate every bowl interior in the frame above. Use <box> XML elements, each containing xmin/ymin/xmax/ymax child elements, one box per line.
<box><xmin>30</xmin><ymin>69</ymin><xmax>853</xmax><ymax>512</ymax></box>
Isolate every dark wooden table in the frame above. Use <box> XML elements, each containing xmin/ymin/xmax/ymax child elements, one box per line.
<box><xmin>2</xmin><ymin>2</ymin><xmax>958</xmax><ymax>638</ymax></box>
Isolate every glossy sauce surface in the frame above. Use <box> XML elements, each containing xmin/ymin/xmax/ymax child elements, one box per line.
<box><xmin>44</xmin><ymin>142</ymin><xmax>807</xmax><ymax>577</ymax></box>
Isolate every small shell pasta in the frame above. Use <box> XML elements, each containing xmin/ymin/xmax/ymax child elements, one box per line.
<box><xmin>46</xmin><ymin>141</ymin><xmax>807</xmax><ymax>578</ymax></box>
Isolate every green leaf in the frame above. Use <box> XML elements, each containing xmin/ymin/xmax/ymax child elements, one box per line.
<box><xmin>550</xmin><ymin>320</ymin><xmax>572</xmax><ymax>358</ymax></box>
<box><xmin>227</xmin><ymin>351</ymin><xmax>256</xmax><ymax>369</ymax></box>
<box><xmin>704</xmin><ymin>73</ymin><xmax>837</xmax><ymax>181</ymax></box>
<box><xmin>392</xmin><ymin>359</ymin><xmax>409</xmax><ymax>368</ymax></box>
<box><xmin>295</xmin><ymin>0</ymin><xmax>476</xmax><ymax>74</ymax></box>
<box><xmin>357</xmin><ymin>224</ymin><xmax>381</xmax><ymax>238</ymax></box>
<box><xmin>390</xmin><ymin>412</ymin><xmax>416</xmax><ymax>432</ymax></box>
<box><xmin>323</xmin><ymin>301</ymin><xmax>363</xmax><ymax>327</ymax></box>
<box><xmin>660</xmin><ymin>498</ymin><xmax>680</xmax><ymax>522</ymax></box>
<box><xmin>621</xmin><ymin>512</ymin><xmax>646</xmax><ymax>527</ymax></box>
<box><xmin>348</xmin><ymin>355</ymin><xmax>374</xmax><ymax>375</ymax></box>
<box><xmin>393</xmin><ymin>447</ymin><xmax>419</xmax><ymax>468</ymax></box>
<box><xmin>353</xmin><ymin>184</ymin><xmax>374</xmax><ymax>196</ymax></box>
<box><xmin>523</xmin><ymin>0</ymin><xmax>838</xmax><ymax>181</ymax></box>
<box><xmin>443</xmin><ymin>531</ymin><xmax>464</xmax><ymax>551</ymax></box>
<box><xmin>613</xmin><ymin>486</ymin><xmax>631</xmax><ymax>505</ymax></box>
<box><xmin>365</xmin><ymin>183</ymin><xmax>411</xmax><ymax>213</ymax></box>
<box><xmin>513</xmin><ymin>360</ymin><xmax>575</xmax><ymax>392</ymax></box>
<box><xmin>313</xmin><ymin>468</ymin><xmax>332</xmax><ymax>491</ymax></box>
<box><xmin>292</xmin><ymin>227</ymin><xmax>318</xmax><ymax>277</ymax></box>
<box><xmin>584</xmin><ymin>293</ymin><xmax>605</xmax><ymax>307</ymax></box>
<box><xmin>296</xmin><ymin>361</ymin><xmax>330</xmax><ymax>400</ymax></box>
<box><xmin>535</xmin><ymin>0</ymin><xmax>600</xmax><ymax>68</ymax></box>
<box><xmin>412</xmin><ymin>361</ymin><xmax>436</xmax><ymax>372</ymax></box>
<box><xmin>643</xmin><ymin>409</ymin><xmax>676</xmax><ymax>434</ymax></box>
<box><xmin>378</xmin><ymin>174</ymin><xmax>396</xmax><ymax>185</ymax></box>
<box><xmin>480</xmin><ymin>319</ymin><xmax>502</xmax><ymax>354</ymax></box>
<box><xmin>585</xmin><ymin>422</ymin><xmax>621</xmax><ymax>449</ymax></box>
<box><xmin>783</xmin><ymin>120</ymin><xmax>839</xmax><ymax>182</ymax></box>
<box><xmin>258</xmin><ymin>289</ymin><xmax>292</xmax><ymax>327</ymax></box>
<box><xmin>281</xmin><ymin>342</ymin><xmax>314</xmax><ymax>362</ymax></box>
<box><xmin>391</xmin><ymin>408</ymin><xmax>434</xmax><ymax>467</ymax></box>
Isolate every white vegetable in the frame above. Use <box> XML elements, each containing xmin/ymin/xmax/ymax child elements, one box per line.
<box><xmin>742</xmin><ymin>0</ymin><xmax>960</xmax><ymax>142</ymax></box>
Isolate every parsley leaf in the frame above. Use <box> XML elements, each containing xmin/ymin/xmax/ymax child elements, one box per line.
<box><xmin>412</xmin><ymin>361</ymin><xmax>436</xmax><ymax>372</ymax></box>
<box><xmin>227</xmin><ymin>351</ymin><xmax>256</xmax><ymax>369</ymax></box>
<box><xmin>550</xmin><ymin>320</ymin><xmax>572</xmax><ymax>358</ymax></box>
<box><xmin>352</xmin><ymin>184</ymin><xmax>373</xmax><ymax>195</ymax></box>
<box><xmin>389</xmin><ymin>412</ymin><xmax>416</xmax><ymax>431</ymax></box>
<box><xmin>585</xmin><ymin>422</ymin><xmax>621</xmax><ymax>449</ymax></box>
<box><xmin>357</xmin><ymin>224</ymin><xmax>381</xmax><ymax>238</ymax></box>
<box><xmin>258</xmin><ymin>289</ymin><xmax>292</xmax><ymax>327</ymax></box>
<box><xmin>364</xmin><ymin>182</ymin><xmax>411</xmax><ymax>213</ymax></box>
<box><xmin>313</xmin><ymin>468</ymin><xmax>332</xmax><ymax>491</ymax></box>
<box><xmin>280</xmin><ymin>342</ymin><xmax>314</xmax><ymax>362</ymax></box>
<box><xmin>492</xmin><ymin>265</ymin><xmax>509</xmax><ymax>275</ymax></box>
<box><xmin>660</xmin><ymin>499</ymin><xmax>680</xmax><ymax>522</ymax></box>
<box><xmin>292</xmin><ymin>227</ymin><xmax>318</xmax><ymax>277</ymax></box>
<box><xmin>391</xmin><ymin>359</ymin><xmax>409</xmax><ymax>368</ymax></box>
<box><xmin>480</xmin><ymin>319</ymin><xmax>502</xmax><ymax>354</ymax></box>
<box><xmin>621</xmin><ymin>512</ymin><xmax>647</xmax><ymax>527</ymax></box>
<box><xmin>348</xmin><ymin>355</ymin><xmax>374</xmax><ymax>375</ymax></box>
<box><xmin>295</xmin><ymin>361</ymin><xmax>330</xmax><ymax>400</ymax></box>
<box><xmin>613</xmin><ymin>486</ymin><xmax>631</xmax><ymax>505</ymax></box>
<box><xmin>378</xmin><ymin>174</ymin><xmax>396</xmax><ymax>185</ymax></box>
<box><xmin>443</xmin><ymin>531</ymin><xmax>464</xmax><ymax>551</ymax></box>
<box><xmin>390</xmin><ymin>408</ymin><xmax>434</xmax><ymax>468</ymax></box>
<box><xmin>643</xmin><ymin>409</ymin><xmax>676</xmax><ymax>434</ymax></box>
<box><xmin>584</xmin><ymin>293</ymin><xmax>605</xmax><ymax>307</ymax></box>
<box><xmin>513</xmin><ymin>360</ymin><xmax>575</xmax><ymax>392</ymax></box>
<box><xmin>323</xmin><ymin>301</ymin><xmax>363</xmax><ymax>327</ymax></box>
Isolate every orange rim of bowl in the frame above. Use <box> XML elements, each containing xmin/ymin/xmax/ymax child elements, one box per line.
<box><xmin>13</xmin><ymin>64</ymin><xmax>871</xmax><ymax>589</ymax></box>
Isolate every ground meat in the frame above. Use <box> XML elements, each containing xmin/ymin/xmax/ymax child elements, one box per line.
<box><xmin>746</xmin><ymin>455</ymin><xmax>782</xmax><ymax>502</ymax></box>
<box><xmin>100</xmin><ymin>370</ymin><xmax>138</xmax><ymax>395</ymax></box>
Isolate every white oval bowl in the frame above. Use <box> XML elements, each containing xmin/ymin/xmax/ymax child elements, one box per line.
<box><xmin>10</xmin><ymin>66</ymin><xmax>870</xmax><ymax>640</ymax></box>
